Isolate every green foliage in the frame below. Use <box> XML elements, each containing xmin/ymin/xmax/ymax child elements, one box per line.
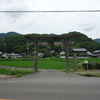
<box><xmin>78</xmin><ymin>73</ymin><xmax>94</xmax><ymax>77</ymax></box>
<box><xmin>0</xmin><ymin>68</ymin><xmax>10</xmax><ymax>74</ymax></box>
<box><xmin>0</xmin><ymin>68</ymin><xmax>34</xmax><ymax>77</ymax></box>
<box><xmin>9</xmin><ymin>69</ymin><xmax>34</xmax><ymax>76</ymax></box>
<box><xmin>0</xmin><ymin>32</ymin><xmax>21</xmax><ymax>39</ymax></box>
<box><xmin>0</xmin><ymin>31</ymin><xmax>100</xmax><ymax>55</ymax></box>
<box><xmin>82</xmin><ymin>62</ymin><xmax>100</xmax><ymax>70</ymax></box>
<box><xmin>0</xmin><ymin>57</ymin><xmax>100</xmax><ymax>70</ymax></box>
<box><xmin>82</xmin><ymin>63</ymin><xmax>93</xmax><ymax>69</ymax></box>
<box><xmin>78</xmin><ymin>73</ymin><xmax>100</xmax><ymax>77</ymax></box>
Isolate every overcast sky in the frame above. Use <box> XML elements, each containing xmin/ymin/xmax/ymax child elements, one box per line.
<box><xmin>0</xmin><ymin>0</ymin><xmax>100</xmax><ymax>39</ymax></box>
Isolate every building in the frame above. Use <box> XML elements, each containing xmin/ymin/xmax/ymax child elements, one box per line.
<box><xmin>0</xmin><ymin>53</ymin><xmax>21</xmax><ymax>58</ymax></box>
<box><xmin>60</xmin><ymin>48</ymin><xmax>92</xmax><ymax>58</ymax></box>
<box><xmin>71</xmin><ymin>48</ymin><xmax>87</xmax><ymax>55</ymax></box>
<box><xmin>0</xmin><ymin>52</ymin><xmax>3</xmax><ymax>58</ymax></box>
<box><xmin>33</xmin><ymin>51</ymin><xmax>44</xmax><ymax>57</ymax></box>
<box><xmin>92</xmin><ymin>50</ymin><xmax>100</xmax><ymax>57</ymax></box>
<box><xmin>60</xmin><ymin>52</ymin><xmax>65</xmax><ymax>58</ymax></box>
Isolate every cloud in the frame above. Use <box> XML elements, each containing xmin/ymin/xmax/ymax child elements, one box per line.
<box><xmin>84</xmin><ymin>25</ymin><xmax>96</xmax><ymax>31</ymax></box>
<box><xmin>0</xmin><ymin>0</ymin><xmax>100</xmax><ymax>39</ymax></box>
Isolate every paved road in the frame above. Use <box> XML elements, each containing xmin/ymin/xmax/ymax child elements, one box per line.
<box><xmin>0</xmin><ymin>69</ymin><xmax>100</xmax><ymax>100</ymax></box>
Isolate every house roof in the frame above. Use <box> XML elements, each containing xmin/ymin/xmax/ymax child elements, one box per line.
<box><xmin>0</xmin><ymin>52</ymin><xmax>3</xmax><ymax>54</ymax></box>
<box><xmin>93</xmin><ymin>50</ymin><xmax>100</xmax><ymax>53</ymax></box>
<box><xmin>71</xmin><ymin>48</ymin><xmax>87</xmax><ymax>52</ymax></box>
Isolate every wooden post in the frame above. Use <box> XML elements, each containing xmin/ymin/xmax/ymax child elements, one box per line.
<box><xmin>64</xmin><ymin>38</ymin><xmax>69</xmax><ymax>72</ymax></box>
<box><xmin>34</xmin><ymin>38</ymin><xmax>38</xmax><ymax>72</ymax></box>
<box><xmin>73</xmin><ymin>52</ymin><xmax>77</xmax><ymax>71</ymax></box>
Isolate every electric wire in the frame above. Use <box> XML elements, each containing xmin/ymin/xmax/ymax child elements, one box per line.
<box><xmin>0</xmin><ymin>10</ymin><xmax>100</xmax><ymax>13</ymax></box>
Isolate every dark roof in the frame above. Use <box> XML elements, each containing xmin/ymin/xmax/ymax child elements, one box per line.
<box><xmin>93</xmin><ymin>50</ymin><xmax>100</xmax><ymax>53</ymax></box>
<box><xmin>72</xmin><ymin>48</ymin><xmax>87</xmax><ymax>52</ymax></box>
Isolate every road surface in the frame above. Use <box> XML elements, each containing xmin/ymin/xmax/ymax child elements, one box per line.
<box><xmin>0</xmin><ymin>69</ymin><xmax>100</xmax><ymax>100</ymax></box>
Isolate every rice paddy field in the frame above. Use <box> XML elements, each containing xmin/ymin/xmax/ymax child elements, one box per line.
<box><xmin>0</xmin><ymin>57</ymin><xmax>100</xmax><ymax>70</ymax></box>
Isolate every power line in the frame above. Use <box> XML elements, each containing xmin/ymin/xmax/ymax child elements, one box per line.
<box><xmin>0</xmin><ymin>10</ymin><xmax>100</xmax><ymax>13</ymax></box>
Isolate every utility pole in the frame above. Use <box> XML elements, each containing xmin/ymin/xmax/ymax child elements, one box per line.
<box><xmin>73</xmin><ymin>52</ymin><xmax>77</xmax><ymax>71</ymax></box>
<box><xmin>4</xmin><ymin>42</ymin><xmax>6</xmax><ymax>54</ymax></box>
<box><xmin>64</xmin><ymin>38</ymin><xmax>69</xmax><ymax>72</ymax></box>
<box><xmin>34</xmin><ymin>38</ymin><xmax>38</xmax><ymax>72</ymax></box>
<box><xmin>27</xmin><ymin>41</ymin><xmax>29</xmax><ymax>59</ymax></box>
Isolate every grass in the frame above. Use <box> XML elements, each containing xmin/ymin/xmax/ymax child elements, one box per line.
<box><xmin>0</xmin><ymin>60</ymin><xmax>74</xmax><ymax>69</ymax></box>
<box><xmin>77</xmin><ymin>73</ymin><xmax>100</xmax><ymax>77</ymax></box>
<box><xmin>0</xmin><ymin>61</ymin><xmax>34</xmax><ymax>68</ymax></box>
<box><xmin>0</xmin><ymin>68</ymin><xmax>34</xmax><ymax>77</ymax></box>
<box><xmin>0</xmin><ymin>57</ymin><xmax>100</xmax><ymax>69</ymax></box>
<box><xmin>0</xmin><ymin>57</ymin><xmax>100</xmax><ymax>77</ymax></box>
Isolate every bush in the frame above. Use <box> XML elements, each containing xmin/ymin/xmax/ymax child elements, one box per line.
<box><xmin>96</xmin><ymin>63</ymin><xmax>100</xmax><ymax>69</ymax></box>
<box><xmin>82</xmin><ymin>63</ymin><xmax>92</xmax><ymax>69</ymax></box>
<box><xmin>43</xmin><ymin>52</ymin><xmax>52</xmax><ymax>58</ymax></box>
<box><xmin>82</xmin><ymin>62</ymin><xmax>100</xmax><ymax>70</ymax></box>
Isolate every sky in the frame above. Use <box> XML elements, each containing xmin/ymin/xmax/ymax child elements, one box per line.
<box><xmin>0</xmin><ymin>0</ymin><xmax>100</xmax><ymax>39</ymax></box>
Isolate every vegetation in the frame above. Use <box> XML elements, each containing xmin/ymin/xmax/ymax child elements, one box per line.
<box><xmin>77</xmin><ymin>73</ymin><xmax>100</xmax><ymax>77</ymax></box>
<box><xmin>0</xmin><ymin>57</ymin><xmax>100</xmax><ymax>70</ymax></box>
<box><xmin>0</xmin><ymin>31</ymin><xmax>100</xmax><ymax>56</ymax></box>
<box><xmin>0</xmin><ymin>31</ymin><xmax>100</xmax><ymax>77</ymax></box>
<box><xmin>0</xmin><ymin>68</ymin><xmax>34</xmax><ymax>77</ymax></box>
<box><xmin>0</xmin><ymin>31</ymin><xmax>21</xmax><ymax>38</ymax></box>
<box><xmin>0</xmin><ymin>57</ymin><xmax>100</xmax><ymax>77</ymax></box>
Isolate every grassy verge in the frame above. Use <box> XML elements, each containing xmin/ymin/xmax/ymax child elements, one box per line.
<box><xmin>77</xmin><ymin>73</ymin><xmax>100</xmax><ymax>77</ymax></box>
<box><xmin>0</xmin><ymin>68</ymin><xmax>34</xmax><ymax>77</ymax></box>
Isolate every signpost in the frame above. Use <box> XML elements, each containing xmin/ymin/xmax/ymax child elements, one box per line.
<box><xmin>84</xmin><ymin>60</ymin><xmax>89</xmax><ymax>70</ymax></box>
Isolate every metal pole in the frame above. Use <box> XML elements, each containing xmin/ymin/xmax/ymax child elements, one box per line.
<box><xmin>4</xmin><ymin>42</ymin><xmax>6</xmax><ymax>54</ymax></box>
<box><xmin>64</xmin><ymin>38</ymin><xmax>69</xmax><ymax>72</ymax></box>
<box><xmin>34</xmin><ymin>38</ymin><xmax>38</xmax><ymax>72</ymax></box>
<box><xmin>27</xmin><ymin>41</ymin><xmax>29</xmax><ymax>59</ymax></box>
<box><xmin>73</xmin><ymin>52</ymin><xmax>77</xmax><ymax>71</ymax></box>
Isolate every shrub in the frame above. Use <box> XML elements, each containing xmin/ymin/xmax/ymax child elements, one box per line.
<box><xmin>82</xmin><ymin>62</ymin><xmax>100</xmax><ymax>70</ymax></box>
<box><xmin>96</xmin><ymin>63</ymin><xmax>100</xmax><ymax>69</ymax></box>
<box><xmin>82</xmin><ymin>63</ymin><xmax>92</xmax><ymax>69</ymax></box>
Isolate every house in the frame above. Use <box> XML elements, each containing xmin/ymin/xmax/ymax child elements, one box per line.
<box><xmin>92</xmin><ymin>50</ymin><xmax>100</xmax><ymax>57</ymax></box>
<box><xmin>60</xmin><ymin>48</ymin><xmax>92</xmax><ymax>58</ymax></box>
<box><xmin>7</xmin><ymin>53</ymin><xmax>21</xmax><ymax>58</ymax></box>
<box><xmin>1</xmin><ymin>53</ymin><xmax>21</xmax><ymax>58</ymax></box>
<box><xmin>1</xmin><ymin>53</ymin><xmax>8</xmax><ymax>58</ymax></box>
<box><xmin>0</xmin><ymin>52</ymin><xmax>3</xmax><ymax>58</ymax></box>
<box><xmin>71</xmin><ymin>48</ymin><xmax>87</xmax><ymax>55</ymax></box>
<box><xmin>38</xmin><ymin>53</ymin><xmax>44</xmax><ymax>57</ymax></box>
<box><xmin>60</xmin><ymin>52</ymin><xmax>65</xmax><ymax>58</ymax></box>
<box><xmin>33</xmin><ymin>51</ymin><xmax>44</xmax><ymax>57</ymax></box>
<box><xmin>71</xmin><ymin>48</ymin><xmax>92</xmax><ymax>57</ymax></box>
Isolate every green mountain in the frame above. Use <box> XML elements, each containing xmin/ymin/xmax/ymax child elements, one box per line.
<box><xmin>94</xmin><ymin>38</ymin><xmax>100</xmax><ymax>43</ymax></box>
<box><xmin>62</xmin><ymin>31</ymin><xmax>100</xmax><ymax>52</ymax></box>
<box><xmin>0</xmin><ymin>32</ymin><xmax>21</xmax><ymax>38</ymax></box>
<box><xmin>0</xmin><ymin>31</ymin><xmax>100</xmax><ymax>54</ymax></box>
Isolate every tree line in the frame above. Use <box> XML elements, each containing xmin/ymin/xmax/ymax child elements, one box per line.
<box><xmin>0</xmin><ymin>31</ymin><xmax>100</xmax><ymax>57</ymax></box>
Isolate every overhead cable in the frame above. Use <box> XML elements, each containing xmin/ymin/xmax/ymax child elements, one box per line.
<box><xmin>0</xmin><ymin>10</ymin><xmax>100</xmax><ymax>13</ymax></box>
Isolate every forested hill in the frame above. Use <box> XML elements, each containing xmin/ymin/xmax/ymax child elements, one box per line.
<box><xmin>0</xmin><ymin>32</ymin><xmax>21</xmax><ymax>38</ymax></box>
<box><xmin>65</xmin><ymin>32</ymin><xmax>100</xmax><ymax>52</ymax></box>
<box><xmin>0</xmin><ymin>31</ymin><xmax>100</xmax><ymax>54</ymax></box>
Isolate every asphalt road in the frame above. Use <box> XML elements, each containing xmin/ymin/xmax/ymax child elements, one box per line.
<box><xmin>0</xmin><ymin>69</ymin><xmax>100</xmax><ymax>100</ymax></box>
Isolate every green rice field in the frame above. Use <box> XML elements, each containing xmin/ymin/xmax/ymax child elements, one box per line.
<box><xmin>0</xmin><ymin>57</ymin><xmax>100</xmax><ymax>69</ymax></box>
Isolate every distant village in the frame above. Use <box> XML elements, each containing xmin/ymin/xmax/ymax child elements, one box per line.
<box><xmin>0</xmin><ymin>52</ymin><xmax>21</xmax><ymax>58</ymax></box>
<box><xmin>0</xmin><ymin>48</ymin><xmax>100</xmax><ymax>58</ymax></box>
